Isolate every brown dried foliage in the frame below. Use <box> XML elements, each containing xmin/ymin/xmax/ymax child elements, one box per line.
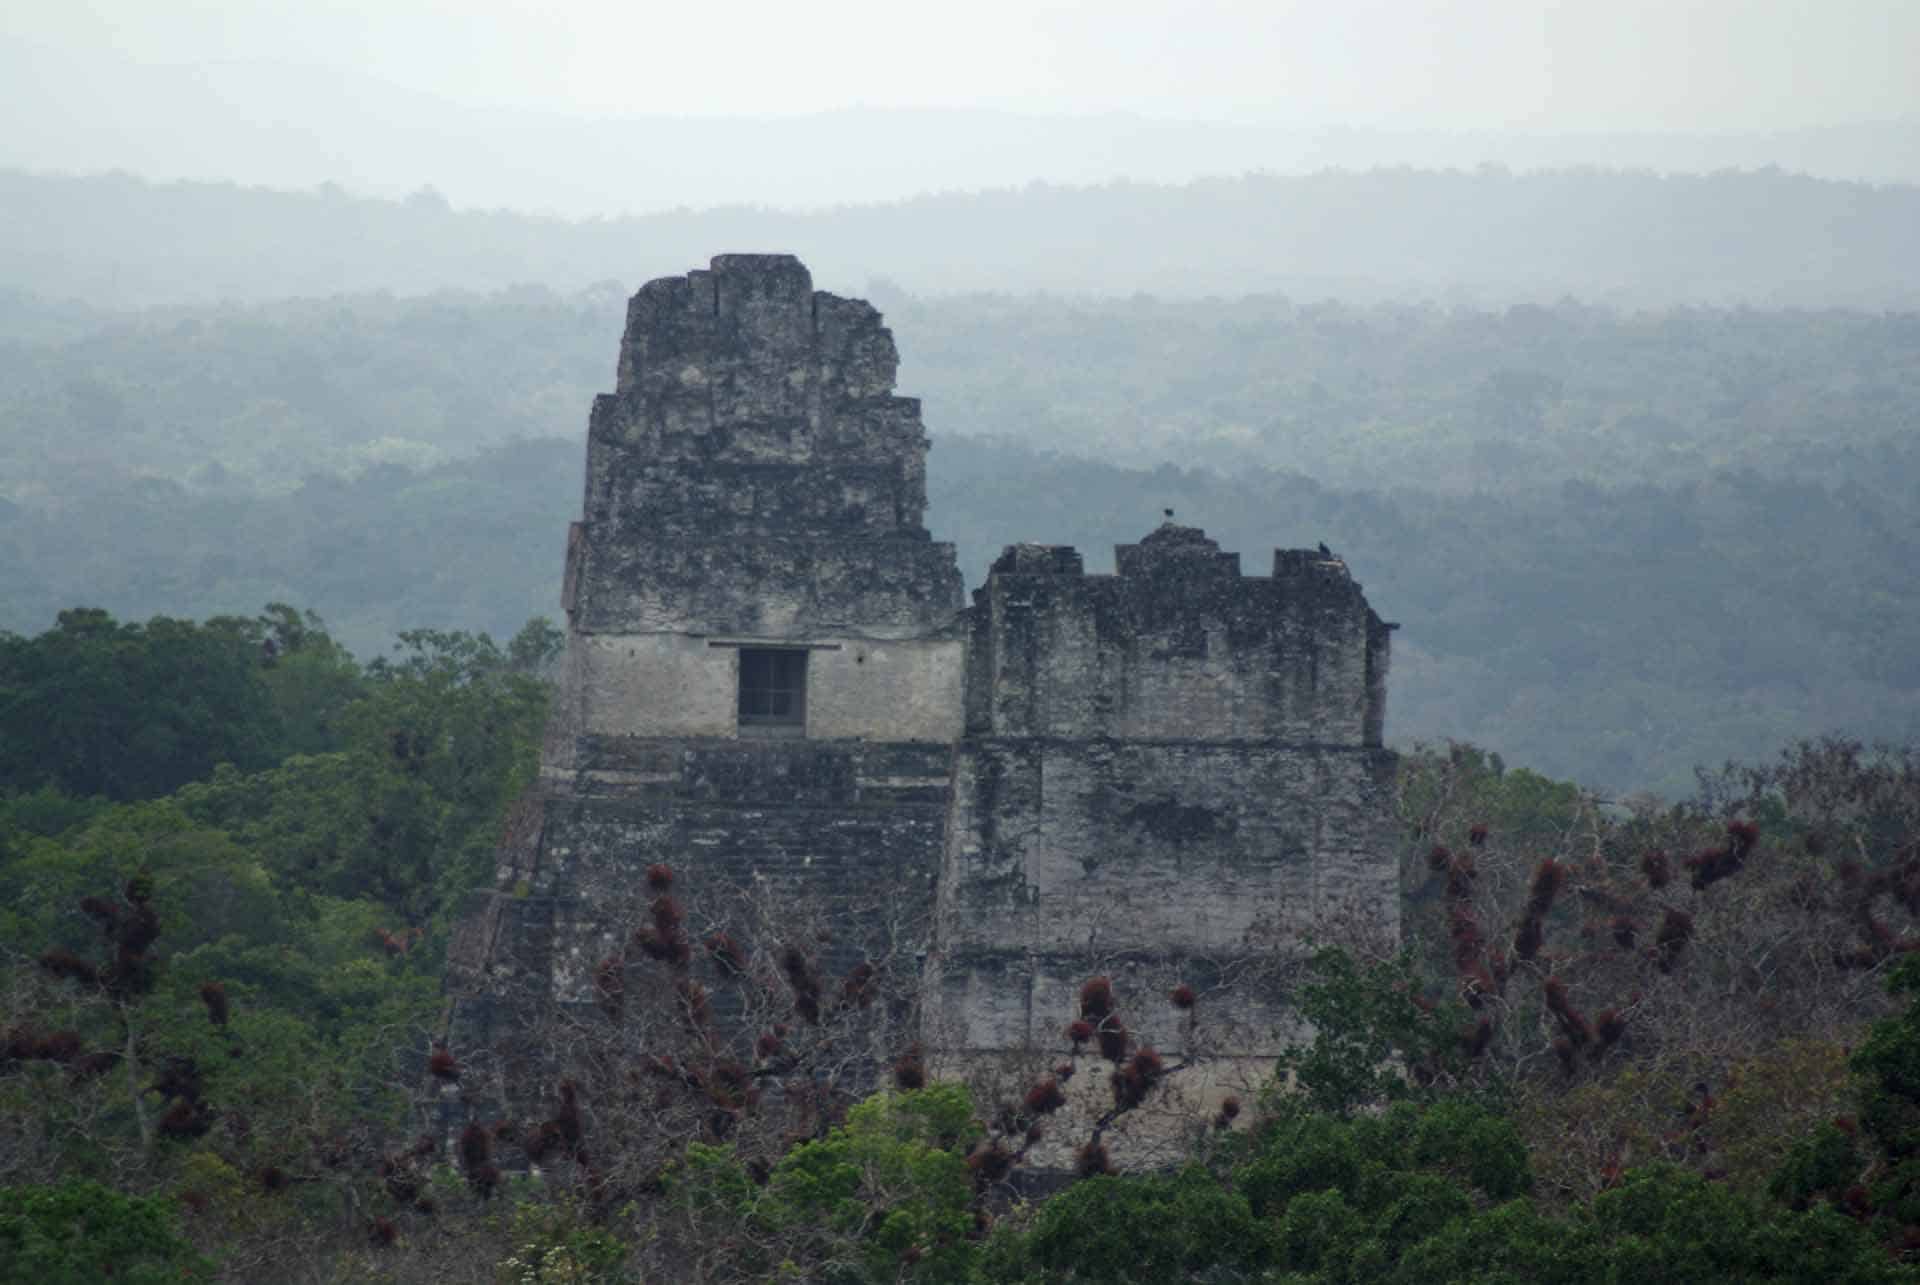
<box><xmin>1525</xmin><ymin>859</ymin><xmax>1567</xmax><ymax>920</ymax></box>
<box><xmin>893</xmin><ymin>1049</ymin><xmax>926</xmax><ymax>1090</ymax></box>
<box><xmin>1023</xmin><ymin>1077</ymin><xmax>1066</xmax><ymax>1115</ymax></box>
<box><xmin>198</xmin><ymin>981</ymin><xmax>229</xmax><ymax>1028</ymax></box>
<box><xmin>1640</xmin><ymin>850</ymin><xmax>1672</xmax><ymax>890</ymax></box>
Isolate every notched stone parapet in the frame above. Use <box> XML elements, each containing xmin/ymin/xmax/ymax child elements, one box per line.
<box><xmin>968</xmin><ymin>521</ymin><xmax>1393</xmax><ymax>746</ymax></box>
<box><xmin>1114</xmin><ymin>522</ymin><xmax>1242</xmax><ymax>579</ymax></box>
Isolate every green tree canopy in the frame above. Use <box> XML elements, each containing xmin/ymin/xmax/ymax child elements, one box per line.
<box><xmin>0</xmin><ymin>609</ymin><xmax>285</xmax><ymax>801</ymax></box>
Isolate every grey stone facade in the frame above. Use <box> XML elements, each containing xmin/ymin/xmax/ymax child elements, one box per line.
<box><xmin>444</xmin><ymin>255</ymin><xmax>1399</xmax><ymax>1153</ymax></box>
<box><xmin>927</xmin><ymin>533</ymin><xmax>1398</xmax><ymax>1087</ymax></box>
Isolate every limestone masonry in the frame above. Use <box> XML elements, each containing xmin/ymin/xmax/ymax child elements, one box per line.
<box><xmin>445</xmin><ymin>255</ymin><xmax>1399</xmax><ymax>1156</ymax></box>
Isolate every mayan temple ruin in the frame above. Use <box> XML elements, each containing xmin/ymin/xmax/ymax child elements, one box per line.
<box><xmin>444</xmin><ymin>254</ymin><xmax>1400</xmax><ymax>1166</ymax></box>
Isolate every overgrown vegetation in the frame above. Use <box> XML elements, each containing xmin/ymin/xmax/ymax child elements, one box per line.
<box><xmin>6</xmin><ymin>605</ymin><xmax>1920</xmax><ymax>1279</ymax></box>
<box><xmin>0</xmin><ymin>607</ymin><xmax>555</xmax><ymax>1278</ymax></box>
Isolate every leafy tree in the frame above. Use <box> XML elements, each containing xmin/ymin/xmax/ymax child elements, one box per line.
<box><xmin>765</xmin><ymin>1086</ymin><xmax>981</xmax><ymax>1281</ymax></box>
<box><xmin>223</xmin><ymin>604</ymin><xmax>365</xmax><ymax>758</ymax></box>
<box><xmin>1770</xmin><ymin>953</ymin><xmax>1920</xmax><ymax>1253</ymax></box>
<box><xmin>1237</xmin><ymin>1100</ymin><xmax>1530</xmax><ymax>1221</ymax></box>
<box><xmin>1273</xmin><ymin>946</ymin><xmax>1464</xmax><ymax>1117</ymax></box>
<box><xmin>0</xmin><ymin>796</ymin><xmax>439</xmax><ymax>1256</ymax></box>
<box><xmin>492</xmin><ymin>1197</ymin><xmax>629</xmax><ymax>1284</ymax></box>
<box><xmin>1856</xmin><ymin>956</ymin><xmax>1920</xmax><ymax>1167</ymax></box>
<box><xmin>1395</xmin><ymin>1163</ymin><xmax>1903</xmax><ymax>1285</ymax></box>
<box><xmin>0</xmin><ymin>788</ymin><xmax>104</xmax><ymax>864</ymax></box>
<box><xmin>985</xmin><ymin>1164</ymin><xmax>1269</xmax><ymax>1282</ymax></box>
<box><xmin>668</xmin><ymin>1085</ymin><xmax>982</xmax><ymax>1283</ymax></box>
<box><xmin>174</xmin><ymin>622</ymin><xmax>548</xmax><ymax>921</ymax></box>
<box><xmin>340</xmin><ymin>625</ymin><xmax>550</xmax><ymax>919</ymax></box>
<box><xmin>0</xmin><ymin>609</ymin><xmax>285</xmax><ymax>801</ymax></box>
<box><xmin>975</xmin><ymin>1094</ymin><xmax>1901</xmax><ymax>1284</ymax></box>
<box><xmin>0</xmin><ymin>1178</ymin><xmax>209</xmax><ymax>1284</ymax></box>
<box><xmin>1570</xmin><ymin>1165</ymin><xmax>1900</xmax><ymax>1285</ymax></box>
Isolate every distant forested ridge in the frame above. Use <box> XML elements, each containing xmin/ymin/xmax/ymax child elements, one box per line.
<box><xmin>5</xmin><ymin>164</ymin><xmax>1918</xmax><ymax>310</ymax></box>
<box><xmin>3</xmin><ymin>432</ymin><xmax>1916</xmax><ymax>795</ymax></box>
<box><xmin>6</xmin><ymin>284</ymin><xmax>1916</xmax><ymax>494</ymax></box>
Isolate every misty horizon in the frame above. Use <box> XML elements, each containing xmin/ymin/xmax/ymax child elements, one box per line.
<box><xmin>7</xmin><ymin>0</ymin><xmax>1920</xmax><ymax>215</ymax></box>
<box><xmin>4</xmin><ymin>89</ymin><xmax>1918</xmax><ymax>219</ymax></box>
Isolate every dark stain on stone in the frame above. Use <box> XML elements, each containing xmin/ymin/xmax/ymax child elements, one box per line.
<box><xmin>1119</xmin><ymin>796</ymin><xmax>1234</xmax><ymax>843</ymax></box>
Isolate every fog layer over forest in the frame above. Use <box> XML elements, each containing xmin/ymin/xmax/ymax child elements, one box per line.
<box><xmin>4</xmin><ymin>167</ymin><xmax>1917</xmax><ymax>794</ymax></box>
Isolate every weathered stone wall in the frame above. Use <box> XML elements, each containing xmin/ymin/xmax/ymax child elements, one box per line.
<box><xmin>923</xmin><ymin>525</ymin><xmax>1399</xmax><ymax>1166</ymax></box>
<box><xmin>928</xmin><ymin>739</ymin><xmax>1398</xmax><ymax>1054</ymax></box>
<box><xmin>447</xmin><ymin>738</ymin><xmax>953</xmax><ymax>1012</ymax></box>
<box><xmin>441</xmin><ymin>734</ymin><xmax>953</xmax><ymax>1127</ymax></box>
<box><xmin>445</xmin><ymin>256</ymin><xmax>968</xmax><ymax>1113</ymax></box>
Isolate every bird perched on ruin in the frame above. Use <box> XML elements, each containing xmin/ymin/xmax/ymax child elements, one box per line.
<box><xmin>1317</xmin><ymin>541</ymin><xmax>1333</xmax><ymax>558</ymax></box>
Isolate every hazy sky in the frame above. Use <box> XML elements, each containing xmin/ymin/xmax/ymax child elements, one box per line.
<box><xmin>12</xmin><ymin>0</ymin><xmax>1919</xmax><ymax>130</ymax></box>
<box><xmin>5</xmin><ymin>0</ymin><xmax>1917</xmax><ymax>212</ymax></box>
